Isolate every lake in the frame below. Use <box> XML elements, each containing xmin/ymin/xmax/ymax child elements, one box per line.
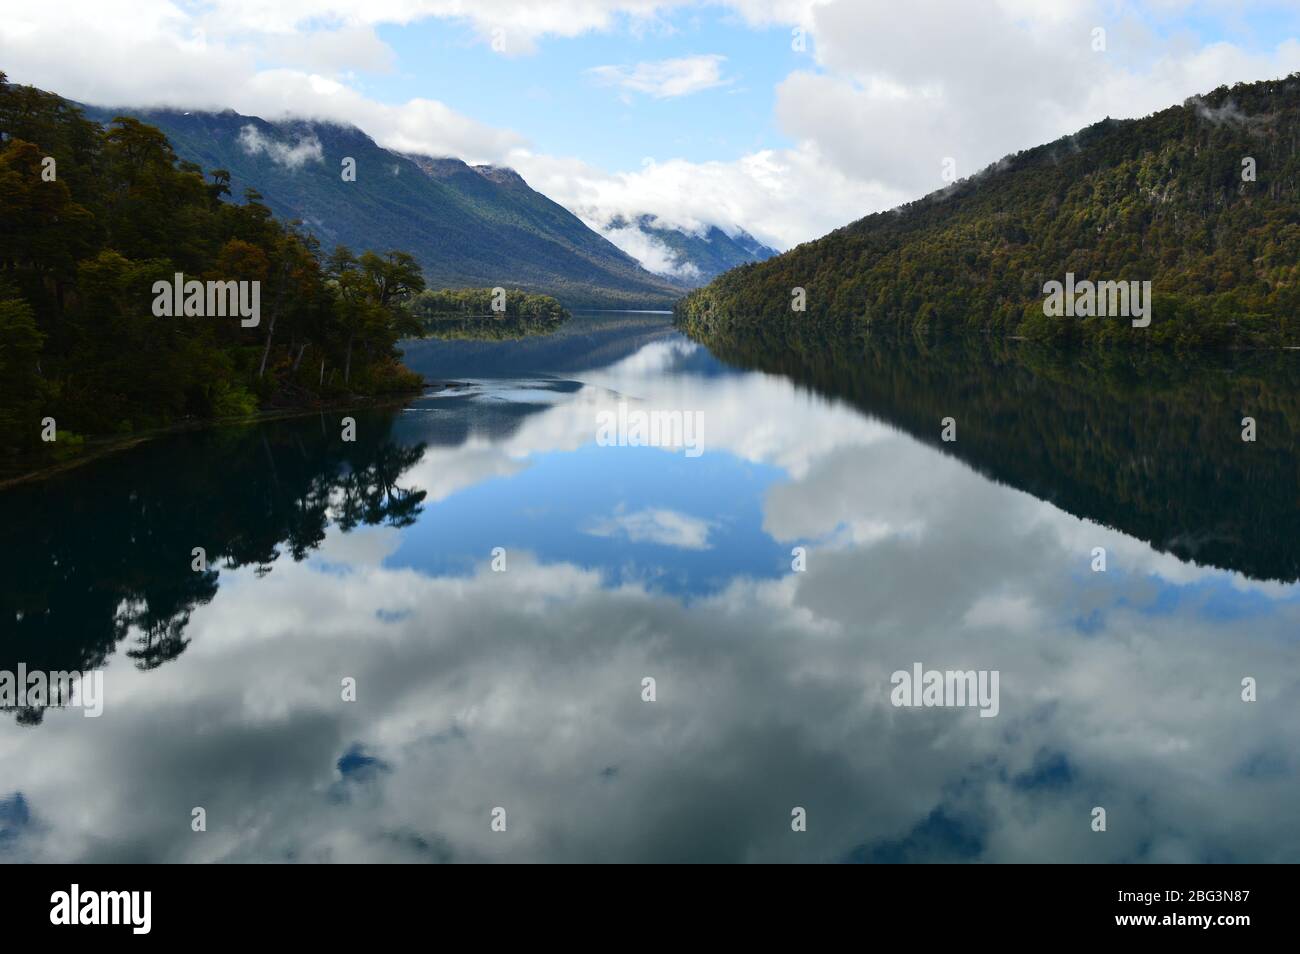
<box><xmin>2</xmin><ymin>311</ymin><xmax>1298</xmax><ymax>862</ymax></box>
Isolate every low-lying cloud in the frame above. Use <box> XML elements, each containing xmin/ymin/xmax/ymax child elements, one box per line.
<box><xmin>237</xmin><ymin>125</ymin><xmax>324</xmax><ymax>169</ymax></box>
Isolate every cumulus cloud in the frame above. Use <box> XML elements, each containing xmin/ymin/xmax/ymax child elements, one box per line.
<box><xmin>259</xmin><ymin>24</ymin><xmax>397</xmax><ymax>75</ymax></box>
<box><xmin>775</xmin><ymin>0</ymin><xmax>1300</xmax><ymax>200</ymax></box>
<box><xmin>588</xmin><ymin>54</ymin><xmax>731</xmax><ymax>98</ymax></box>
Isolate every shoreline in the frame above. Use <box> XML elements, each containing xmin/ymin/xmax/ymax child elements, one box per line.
<box><xmin>0</xmin><ymin>384</ymin><xmax>453</xmax><ymax>493</ymax></box>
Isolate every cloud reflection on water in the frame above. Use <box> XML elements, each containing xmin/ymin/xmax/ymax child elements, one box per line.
<box><xmin>2</xmin><ymin>333</ymin><xmax>1297</xmax><ymax>863</ymax></box>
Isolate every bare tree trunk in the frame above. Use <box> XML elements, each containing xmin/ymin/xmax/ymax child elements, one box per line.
<box><xmin>258</xmin><ymin>260</ymin><xmax>291</xmax><ymax>379</ymax></box>
<box><xmin>344</xmin><ymin>334</ymin><xmax>354</xmax><ymax>384</ymax></box>
<box><xmin>257</xmin><ymin>310</ymin><xmax>278</xmax><ymax>379</ymax></box>
<box><xmin>319</xmin><ymin>358</ymin><xmax>325</xmax><ymax>388</ymax></box>
<box><xmin>292</xmin><ymin>342</ymin><xmax>307</xmax><ymax>372</ymax></box>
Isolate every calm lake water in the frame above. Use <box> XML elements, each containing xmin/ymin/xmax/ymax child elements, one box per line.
<box><xmin>3</xmin><ymin>311</ymin><xmax>1299</xmax><ymax>862</ymax></box>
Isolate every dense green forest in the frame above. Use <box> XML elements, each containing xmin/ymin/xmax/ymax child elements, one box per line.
<box><xmin>0</xmin><ymin>72</ymin><xmax>432</xmax><ymax>460</ymax></box>
<box><xmin>410</xmin><ymin>287</ymin><xmax>569</xmax><ymax>340</ymax></box>
<box><xmin>677</xmin><ymin>74</ymin><xmax>1300</xmax><ymax>348</ymax></box>
<box><xmin>412</xmin><ymin>287</ymin><xmax>569</xmax><ymax>321</ymax></box>
<box><xmin>408</xmin><ymin>289</ymin><xmax>572</xmax><ymax>345</ymax></box>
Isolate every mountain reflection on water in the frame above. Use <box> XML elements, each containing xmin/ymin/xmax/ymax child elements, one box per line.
<box><xmin>2</xmin><ymin>312</ymin><xmax>1296</xmax><ymax>863</ymax></box>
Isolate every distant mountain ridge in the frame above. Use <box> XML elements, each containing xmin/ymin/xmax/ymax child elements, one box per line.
<box><xmin>602</xmin><ymin>214</ymin><xmax>778</xmax><ymax>287</ymax></box>
<box><xmin>79</xmin><ymin>105</ymin><xmax>683</xmax><ymax>309</ymax></box>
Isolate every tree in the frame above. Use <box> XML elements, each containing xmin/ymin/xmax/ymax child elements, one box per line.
<box><xmin>327</xmin><ymin>247</ymin><xmax>426</xmax><ymax>384</ymax></box>
<box><xmin>0</xmin><ymin>295</ymin><xmax>45</xmax><ymax>450</ymax></box>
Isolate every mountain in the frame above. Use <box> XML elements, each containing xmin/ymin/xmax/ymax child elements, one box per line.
<box><xmin>677</xmin><ymin>74</ymin><xmax>1300</xmax><ymax>348</ymax></box>
<box><xmin>601</xmin><ymin>214</ymin><xmax>778</xmax><ymax>287</ymax></box>
<box><xmin>79</xmin><ymin>106</ymin><xmax>682</xmax><ymax>310</ymax></box>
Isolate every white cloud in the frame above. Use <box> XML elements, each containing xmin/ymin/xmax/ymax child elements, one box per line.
<box><xmin>0</xmin><ymin>2</ymin><xmax>523</xmax><ymax>163</ymax></box>
<box><xmin>585</xmin><ymin>506</ymin><xmax>717</xmax><ymax>548</ymax></box>
<box><xmin>260</xmin><ymin>24</ymin><xmax>397</xmax><ymax>74</ymax></box>
<box><xmin>588</xmin><ymin>54</ymin><xmax>731</xmax><ymax>98</ymax></box>
<box><xmin>238</xmin><ymin>71</ymin><xmax>527</xmax><ymax>161</ymax></box>
<box><xmin>508</xmin><ymin>144</ymin><xmax>904</xmax><ymax>253</ymax></box>
<box><xmin>600</xmin><ymin>222</ymin><xmax>701</xmax><ymax>278</ymax></box>
<box><xmin>776</xmin><ymin>0</ymin><xmax>1300</xmax><ymax>200</ymax></box>
<box><xmin>237</xmin><ymin>124</ymin><xmax>324</xmax><ymax>169</ymax></box>
<box><xmin>154</xmin><ymin>1</ymin><xmax>697</xmax><ymax>56</ymax></box>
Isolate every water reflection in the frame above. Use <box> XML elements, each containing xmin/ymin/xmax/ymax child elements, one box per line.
<box><xmin>1</xmin><ymin>413</ymin><xmax>426</xmax><ymax>720</ymax></box>
<box><xmin>2</xmin><ymin>314</ymin><xmax>1297</xmax><ymax>862</ymax></box>
<box><xmin>689</xmin><ymin>319</ymin><xmax>1300</xmax><ymax>582</ymax></box>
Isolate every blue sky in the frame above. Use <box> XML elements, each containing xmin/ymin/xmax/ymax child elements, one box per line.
<box><xmin>1166</xmin><ymin>5</ymin><xmax>1300</xmax><ymax>50</ymax></box>
<box><xmin>367</xmin><ymin>10</ymin><xmax>802</xmax><ymax>170</ymax></box>
<box><xmin>384</xmin><ymin>443</ymin><xmax>795</xmax><ymax>598</ymax></box>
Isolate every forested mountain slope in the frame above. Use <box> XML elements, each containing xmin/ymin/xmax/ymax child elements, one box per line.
<box><xmin>81</xmin><ymin>106</ymin><xmax>682</xmax><ymax>310</ymax></box>
<box><xmin>677</xmin><ymin>74</ymin><xmax>1300</xmax><ymax>348</ymax></box>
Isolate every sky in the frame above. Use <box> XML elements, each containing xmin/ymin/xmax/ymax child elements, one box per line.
<box><xmin>3</xmin><ymin>0</ymin><xmax>1300</xmax><ymax>257</ymax></box>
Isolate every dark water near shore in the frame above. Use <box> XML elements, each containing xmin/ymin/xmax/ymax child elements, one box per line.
<box><xmin>2</xmin><ymin>312</ymin><xmax>1298</xmax><ymax>862</ymax></box>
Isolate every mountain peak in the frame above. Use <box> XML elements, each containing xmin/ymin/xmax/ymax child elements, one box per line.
<box><xmin>600</xmin><ymin>214</ymin><xmax>778</xmax><ymax>288</ymax></box>
<box><xmin>472</xmin><ymin>164</ymin><xmax>526</xmax><ymax>187</ymax></box>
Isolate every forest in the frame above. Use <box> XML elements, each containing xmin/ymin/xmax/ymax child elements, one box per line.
<box><xmin>677</xmin><ymin>74</ymin><xmax>1300</xmax><ymax>349</ymax></box>
<box><xmin>411</xmin><ymin>287</ymin><xmax>570</xmax><ymax>340</ymax></box>
<box><xmin>411</xmin><ymin>286</ymin><xmax>569</xmax><ymax>321</ymax></box>
<box><xmin>0</xmin><ymin>72</ymin><xmax>427</xmax><ymax>460</ymax></box>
